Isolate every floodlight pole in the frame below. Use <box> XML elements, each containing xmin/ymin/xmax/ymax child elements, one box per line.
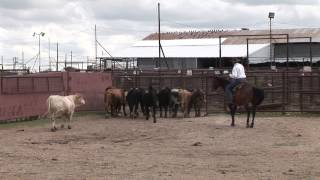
<box><xmin>38</xmin><ymin>34</ymin><xmax>41</xmax><ymax>72</ymax></box>
<box><xmin>158</xmin><ymin>2</ymin><xmax>161</xmax><ymax>69</ymax></box>
<box><xmin>269</xmin><ymin>12</ymin><xmax>275</xmax><ymax>67</ymax></box>
<box><xmin>34</xmin><ymin>32</ymin><xmax>45</xmax><ymax>72</ymax></box>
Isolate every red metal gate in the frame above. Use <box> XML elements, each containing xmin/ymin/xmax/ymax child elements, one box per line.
<box><xmin>0</xmin><ymin>72</ymin><xmax>112</xmax><ymax>122</ymax></box>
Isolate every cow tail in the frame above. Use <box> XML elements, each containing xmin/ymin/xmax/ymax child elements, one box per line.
<box><xmin>41</xmin><ymin>97</ymin><xmax>51</xmax><ymax>119</ymax></box>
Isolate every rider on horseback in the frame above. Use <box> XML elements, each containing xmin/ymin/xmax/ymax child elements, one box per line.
<box><xmin>226</xmin><ymin>59</ymin><xmax>247</xmax><ymax>104</ymax></box>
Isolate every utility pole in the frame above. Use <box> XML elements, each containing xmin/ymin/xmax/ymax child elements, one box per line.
<box><xmin>65</xmin><ymin>53</ymin><xmax>67</xmax><ymax>68</ymax></box>
<box><xmin>22</xmin><ymin>51</ymin><xmax>24</xmax><ymax>69</ymax></box>
<box><xmin>13</xmin><ymin>57</ymin><xmax>16</xmax><ymax>70</ymax></box>
<box><xmin>95</xmin><ymin>24</ymin><xmax>97</xmax><ymax>68</ymax></box>
<box><xmin>268</xmin><ymin>12</ymin><xmax>275</xmax><ymax>68</ymax></box>
<box><xmin>1</xmin><ymin>56</ymin><xmax>3</xmax><ymax>70</ymax></box>
<box><xmin>70</xmin><ymin>51</ymin><xmax>73</xmax><ymax>67</ymax></box>
<box><xmin>49</xmin><ymin>38</ymin><xmax>51</xmax><ymax>70</ymax></box>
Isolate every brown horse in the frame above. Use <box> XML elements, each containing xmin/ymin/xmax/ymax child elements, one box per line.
<box><xmin>212</xmin><ymin>76</ymin><xmax>264</xmax><ymax>128</ymax></box>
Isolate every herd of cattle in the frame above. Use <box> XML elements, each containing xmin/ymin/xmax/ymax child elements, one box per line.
<box><xmin>104</xmin><ymin>86</ymin><xmax>206</xmax><ymax>123</ymax></box>
<box><xmin>44</xmin><ymin>86</ymin><xmax>205</xmax><ymax>132</ymax></box>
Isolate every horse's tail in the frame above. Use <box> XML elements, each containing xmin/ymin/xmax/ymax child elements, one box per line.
<box><xmin>253</xmin><ymin>87</ymin><xmax>264</xmax><ymax>106</ymax></box>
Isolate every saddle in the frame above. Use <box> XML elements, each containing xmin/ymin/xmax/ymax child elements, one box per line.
<box><xmin>232</xmin><ymin>82</ymin><xmax>247</xmax><ymax>93</ymax></box>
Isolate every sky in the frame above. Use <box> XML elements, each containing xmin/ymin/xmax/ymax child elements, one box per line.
<box><xmin>0</xmin><ymin>0</ymin><xmax>320</xmax><ymax>71</ymax></box>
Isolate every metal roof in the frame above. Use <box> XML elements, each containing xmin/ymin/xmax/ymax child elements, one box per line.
<box><xmin>143</xmin><ymin>28</ymin><xmax>320</xmax><ymax>44</ymax></box>
<box><xmin>113</xmin><ymin>38</ymin><xmax>268</xmax><ymax>58</ymax></box>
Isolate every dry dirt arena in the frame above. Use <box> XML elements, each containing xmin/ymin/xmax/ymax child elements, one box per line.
<box><xmin>0</xmin><ymin>113</ymin><xmax>320</xmax><ymax>180</ymax></box>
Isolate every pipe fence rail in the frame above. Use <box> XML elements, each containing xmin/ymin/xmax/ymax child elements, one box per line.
<box><xmin>112</xmin><ymin>69</ymin><xmax>320</xmax><ymax>114</ymax></box>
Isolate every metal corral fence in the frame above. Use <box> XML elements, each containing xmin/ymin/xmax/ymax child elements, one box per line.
<box><xmin>112</xmin><ymin>69</ymin><xmax>320</xmax><ymax>114</ymax></box>
<box><xmin>0</xmin><ymin>72</ymin><xmax>112</xmax><ymax>122</ymax></box>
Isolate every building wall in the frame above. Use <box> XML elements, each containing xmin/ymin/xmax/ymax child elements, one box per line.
<box><xmin>137</xmin><ymin>58</ymin><xmax>197</xmax><ymax>69</ymax></box>
<box><xmin>249</xmin><ymin>43</ymin><xmax>320</xmax><ymax>64</ymax></box>
<box><xmin>274</xmin><ymin>43</ymin><xmax>320</xmax><ymax>59</ymax></box>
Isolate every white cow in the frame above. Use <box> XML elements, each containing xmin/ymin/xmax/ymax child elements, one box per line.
<box><xmin>46</xmin><ymin>94</ymin><xmax>85</xmax><ymax>131</ymax></box>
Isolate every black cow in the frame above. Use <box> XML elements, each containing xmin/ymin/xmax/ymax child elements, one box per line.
<box><xmin>158</xmin><ymin>87</ymin><xmax>171</xmax><ymax>118</ymax></box>
<box><xmin>142</xmin><ymin>86</ymin><xmax>158</xmax><ymax>123</ymax></box>
<box><xmin>188</xmin><ymin>89</ymin><xmax>205</xmax><ymax>117</ymax></box>
<box><xmin>126</xmin><ymin>88</ymin><xmax>145</xmax><ymax>118</ymax></box>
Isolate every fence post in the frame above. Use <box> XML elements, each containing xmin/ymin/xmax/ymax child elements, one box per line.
<box><xmin>46</xmin><ymin>77</ymin><xmax>50</xmax><ymax>92</ymax></box>
<box><xmin>31</xmin><ymin>77</ymin><xmax>34</xmax><ymax>93</ymax></box>
<box><xmin>271</xmin><ymin>74</ymin><xmax>274</xmax><ymax>103</ymax></box>
<box><xmin>299</xmin><ymin>75</ymin><xmax>303</xmax><ymax>113</ymax></box>
<box><xmin>17</xmin><ymin>77</ymin><xmax>19</xmax><ymax>93</ymax></box>
<box><xmin>205</xmin><ymin>74</ymin><xmax>208</xmax><ymax>115</ymax></box>
<box><xmin>281</xmin><ymin>71</ymin><xmax>285</xmax><ymax>114</ymax></box>
<box><xmin>309</xmin><ymin>72</ymin><xmax>313</xmax><ymax>104</ymax></box>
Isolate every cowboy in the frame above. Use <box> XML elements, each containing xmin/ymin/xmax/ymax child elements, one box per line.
<box><xmin>226</xmin><ymin>59</ymin><xmax>246</xmax><ymax>104</ymax></box>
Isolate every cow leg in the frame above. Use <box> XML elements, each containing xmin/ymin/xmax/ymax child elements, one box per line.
<box><xmin>122</xmin><ymin>103</ymin><xmax>127</xmax><ymax>117</ymax></box>
<box><xmin>145</xmin><ymin>107</ymin><xmax>150</xmax><ymax>120</ymax></box>
<box><xmin>152</xmin><ymin>106</ymin><xmax>156</xmax><ymax>123</ymax></box>
<box><xmin>140</xmin><ymin>103</ymin><xmax>145</xmax><ymax>115</ymax></box>
<box><xmin>187</xmin><ymin>103</ymin><xmax>192</xmax><ymax>117</ymax></box>
<box><xmin>172</xmin><ymin>105</ymin><xmax>178</xmax><ymax>118</ymax></box>
<box><xmin>195</xmin><ymin>107</ymin><xmax>198</xmax><ymax>117</ymax></box>
<box><xmin>67</xmin><ymin>112</ymin><xmax>73</xmax><ymax>129</ymax></box>
<box><xmin>134</xmin><ymin>103</ymin><xmax>139</xmax><ymax>118</ymax></box>
<box><xmin>159</xmin><ymin>106</ymin><xmax>163</xmax><ymax>118</ymax></box>
<box><xmin>164</xmin><ymin>106</ymin><xmax>168</xmax><ymax>118</ymax></box>
<box><xmin>182</xmin><ymin>104</ymin><xmax>187</xmax><ymax>118</ymax></box>
<box><xmin>129</xmin><ymin>105</ymin><xmax>133</xmax><ymax>118</ymax></box>
<box><xmin>51</xmin><ymin>115</ymin><xmax>57</xmax><ymax>132</ymax></box>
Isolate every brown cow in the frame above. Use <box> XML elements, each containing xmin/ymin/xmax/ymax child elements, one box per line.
<box><xmin>171</xmin><ymin>89</ymin><xmax>192</xmax><ymax>118</ymax></box>
<box><xmin>179</xmin><ymin>89</ymin><xmax>192</xmax><ymax>118</ymax></box>
<box><xmin>104</xmin><ymin>87</ymin><xmax>127</xmax><ymax>117</ymax></box>
<box><xmin>188</xmin><ymin>89</ymin><xmax>205</xmax><ymax>117</ymax></box>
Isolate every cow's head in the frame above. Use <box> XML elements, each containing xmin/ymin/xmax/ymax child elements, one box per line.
<box><xmin>74</xmin><ymin>94</ymin><xmax>86</xmax><ymax>106</ymax></box>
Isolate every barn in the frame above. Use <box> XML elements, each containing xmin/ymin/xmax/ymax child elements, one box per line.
<box><xmin>112</xmin><ymin>28</ymin><xmax>320</xmax><ymax>70</ymax></box>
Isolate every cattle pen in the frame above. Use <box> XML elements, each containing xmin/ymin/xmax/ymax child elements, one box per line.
<box><xmin>0</xmin><ymin>68</ymin><xmax>319</xmax><ymax>122</ymax></box>
<box><xmin>0</xmin><ymin>68</ymin><xmax>320</xmax><ymax>179</ymax></box>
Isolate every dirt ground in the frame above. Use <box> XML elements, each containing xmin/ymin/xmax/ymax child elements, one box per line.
<box><xmin>0</xmin><ymin>113</ymin><xmax>320</xmax><ymax>180</ymax></box>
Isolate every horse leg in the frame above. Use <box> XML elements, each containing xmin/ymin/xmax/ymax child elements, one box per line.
<box><xmin>229</xmin><ymin>104</ymin><xmax>237</xmax><ymax>126</ymax></box>
<box><xmin>245</xmin><ymin>105</ymin><xmax>251</xmax><ymax>128</ymax></box>
<box><xmin>250</xmin><ymin>106</ymin><xmax>256</xmax><ymax>128</ymax></box>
